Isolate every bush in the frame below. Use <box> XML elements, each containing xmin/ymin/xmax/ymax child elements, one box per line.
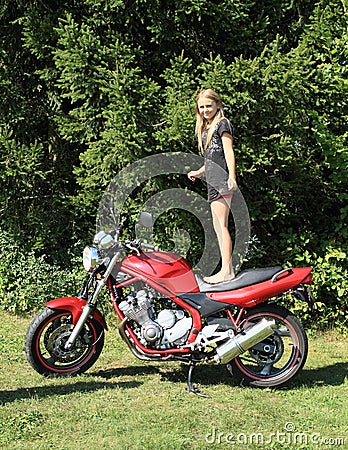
<box><xmin>0</xmin><ymin>231</ymin><xmax>85</xmax><ymax>314</ymax></box>
<box><xmin>279</xmin><ymin>232</ymin><xmax>348</xmax><ymax>331</ymax></box>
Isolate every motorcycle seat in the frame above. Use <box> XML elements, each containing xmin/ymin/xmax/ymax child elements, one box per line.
<box><xmin>195</xmin><ymin>266</ymin><xmax>283</xmax><ymax>293</ymax></box>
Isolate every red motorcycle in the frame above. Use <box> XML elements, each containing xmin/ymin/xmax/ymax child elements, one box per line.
<box><xmin>25</xmin><ymin>212</ymin><xmax>313</xmax><ymax>395</ymax></box>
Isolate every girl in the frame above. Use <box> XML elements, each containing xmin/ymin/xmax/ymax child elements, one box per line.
<box><xmin>188</xmin><ymin>89</ymin><xmax>237</xmax><ymax>284</ymax></box>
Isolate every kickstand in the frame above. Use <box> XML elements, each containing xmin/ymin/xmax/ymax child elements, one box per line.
<box><xmin>186</xmin><ymin>363</ymin><xmax>209</xmax><ymax>398</ymax></box>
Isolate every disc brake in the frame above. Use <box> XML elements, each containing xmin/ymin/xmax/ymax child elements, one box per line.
<box><xmin>45</xmin><ymin>324</ymin><xmax>91</xmax><ymax>363</ymax></box>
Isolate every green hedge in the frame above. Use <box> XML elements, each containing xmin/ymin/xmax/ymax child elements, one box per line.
<box><xmin>0</xmin><ymin>0</ymin><xmax>346</xmax><ymax>330</ymax></box>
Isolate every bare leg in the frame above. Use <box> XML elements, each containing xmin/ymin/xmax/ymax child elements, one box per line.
<box><xmin>204</xmin><ymin>197</ymin><xmax>235</xmax><ymax>284</ymax></box>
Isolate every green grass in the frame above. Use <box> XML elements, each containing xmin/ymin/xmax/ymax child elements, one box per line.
<box><xmin>0</xmin><ymin>311</ymin><xmax>347</xmax><ymax>450</ymax></box>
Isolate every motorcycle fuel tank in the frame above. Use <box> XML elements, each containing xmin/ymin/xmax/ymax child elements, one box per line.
<box><xmin>120</xmin><ymin>251</ymin><xmax>200</xmax><ymax>294</ymax></box>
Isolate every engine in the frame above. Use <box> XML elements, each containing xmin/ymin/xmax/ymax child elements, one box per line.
<box><xmin>119</xmin><ymin>289</ymin><xmax>192</xmax><ymax>349</ymax></box>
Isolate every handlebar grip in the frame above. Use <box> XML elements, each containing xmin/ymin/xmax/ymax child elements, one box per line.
<box><xmin>141</xmin><ymin>242</ymin><xmax>159</xmax><ymax>252</ymax></box>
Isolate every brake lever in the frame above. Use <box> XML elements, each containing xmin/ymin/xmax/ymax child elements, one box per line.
<box><xmin>124</xmin><ymin>239</ymin><xmax>141</xmax><ymax>256</ymax></box>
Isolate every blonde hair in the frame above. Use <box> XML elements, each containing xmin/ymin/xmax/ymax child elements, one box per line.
<box><xmin>195</xmin><ymin>89</ymin><xmax>225</xmax><ymax>154</ymax></box>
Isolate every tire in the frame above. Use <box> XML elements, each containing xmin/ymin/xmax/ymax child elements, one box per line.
<box><xmin>25</xmin><ymin>307</ymin><xmax>104</xmax><ymax>376</ymax></box>
<box><xmin>227</xmin><ymin>304</ymin><xmax>308</xmax><ymax>388</ymax></box>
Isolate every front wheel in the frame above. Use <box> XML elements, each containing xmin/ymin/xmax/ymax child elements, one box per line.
<box><xmin>25</xmin><ymin>307</ymin><xmax>105</xmax><ymax>376</ymax></box>
<box><xmin>227</xmin><ymin>304</ymin><xmax>308</xmax><ymax>388</ymax></box>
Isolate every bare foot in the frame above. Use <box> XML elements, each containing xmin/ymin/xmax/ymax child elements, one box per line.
<box><xmin>203</xmin><ymin>271</ymin><xmax>235</xmax><ymax>284</ymax></box>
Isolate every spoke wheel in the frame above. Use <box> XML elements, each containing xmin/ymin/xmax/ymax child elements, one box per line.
<box><xmin>25</xmin><ymin>307</ymin><xmax>104</xmax><ymax>376</ymax></box>
<box><xmin>227</xmin><ymin>304</ymin><xmax>308</xmax><ymax>388</ymax></box>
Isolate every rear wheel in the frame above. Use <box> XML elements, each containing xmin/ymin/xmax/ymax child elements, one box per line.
<box><xmin>25</xmin><ymin>307</ymin><xmax>104</xmax><ymax>376</ymax></box>
<box><xmin>227</xmin><ymin>304</ymin><xmax>308</xmax><ymax>388</ymax></box>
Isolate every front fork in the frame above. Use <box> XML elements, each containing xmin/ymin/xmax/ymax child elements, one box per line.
<box><xmin>64</xmin><ymin>300</ymin><xmax>97</xmax><ymax>350</ymax></box>
<box><xmin>64</xmin><ymin>251</ymin><xmax>121</xmax><ymax>350</ymax></box>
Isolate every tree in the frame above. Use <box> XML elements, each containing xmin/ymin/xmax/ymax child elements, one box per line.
<box><xmin>0</xmin><ymin>0</ymin><xmax>346</xmax><ymax>325</ymax></box>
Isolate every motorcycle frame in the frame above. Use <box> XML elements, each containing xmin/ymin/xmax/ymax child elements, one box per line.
<box><xmin>102</xmin><ymin>259</ymin><xmax>313</xmax><ymax>360</ymax></box>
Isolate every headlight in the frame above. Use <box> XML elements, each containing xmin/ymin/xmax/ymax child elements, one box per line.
<box><xmin>83</xmin><ymin>246</ymin><xmax>101</xmax><ymax>272</ymax></box>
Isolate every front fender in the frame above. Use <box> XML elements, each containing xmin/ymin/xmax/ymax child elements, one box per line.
<box><xmin>46</xmin><ymin>297</ymin><xmax>108</xmax><ymax>330</ymax></box>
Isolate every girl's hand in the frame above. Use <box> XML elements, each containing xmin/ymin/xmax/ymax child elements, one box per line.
<box><xmin>188</xmin><ymin>170</ymin><xmax>202</xmax><ymax>182</ymax></box>
<box><xmin>228</xmin><ymin>177</ymin><xmax>238</xmax><ymax>191</ymax></box>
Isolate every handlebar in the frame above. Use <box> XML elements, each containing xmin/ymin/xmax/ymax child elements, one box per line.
<box><xmin>140</xmin><ymin>242</ymin><xmax>159</xmax><ymax>252</ymax></box>
<box><xmin>123</xmin><ymin>239</ymin><xmax>159</xmax><ymax>253</ymax></box>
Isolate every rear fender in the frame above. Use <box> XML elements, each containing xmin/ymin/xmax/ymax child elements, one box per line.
<box><xmin>292</xmin><ymin>285</ymin><xmax>315</xmax><ymax>313</ymax></box>
<box><xmin>46</xmin><ymin>297</ymin><xmax>108</xmax><ymax>330</ymax></box>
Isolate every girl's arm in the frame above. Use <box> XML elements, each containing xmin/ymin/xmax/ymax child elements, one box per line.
<box><xmin>222</xmin><ymin>132</ymin><xmax>237</xmax><ymax>190</ymax></box>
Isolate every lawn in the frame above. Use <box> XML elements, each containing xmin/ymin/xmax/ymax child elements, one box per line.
<box><xmin>0</xmin><ymin>311</ymin><xmax>347</xmax><ymax>450</ymax></box>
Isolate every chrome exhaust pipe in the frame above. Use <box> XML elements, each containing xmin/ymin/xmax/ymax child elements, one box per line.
<box><xmin>214</xmin><ymin>318</ymin><xmax>276</xmax><ymax>364</ymax></box>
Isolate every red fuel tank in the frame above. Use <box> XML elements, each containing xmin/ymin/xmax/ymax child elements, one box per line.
<box><xmin>120</xmin><ymin>251</ymin><xmax>200</xmax><ymax>294</ymax></box>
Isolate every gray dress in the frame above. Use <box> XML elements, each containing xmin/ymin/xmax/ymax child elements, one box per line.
<box><xmin>203</xmin><ymin>118</ymin><xmax>233</xmax><ymax>202</ymax></box>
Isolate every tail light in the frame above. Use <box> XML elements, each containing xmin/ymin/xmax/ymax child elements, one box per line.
<box><xmin>302</xmin><ymin>273</ymin><xmax>313</xmax><ymax>284</ymax></box>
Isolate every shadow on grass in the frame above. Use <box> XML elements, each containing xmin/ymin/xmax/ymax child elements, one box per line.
<box><xmin>4</xmin><ymin>362</ymin><xmax>344</xmax><ymax>405</ymax></box>
<box><xmin>0</xmin><ymin>379</ymin><xmax>141</xmax><ymax>406</ymax></box>
<box><xmin>296</xmin><ymin>362</ymin><xmax>348</xmax><ymax>388</ymax></box>
<box><xmin>155</xmin><ymin>361</ymin><xmax>348</xmax><ymax>389</ymax></box>
<box><xmin>160</xmin><ymin>363</ymin><xmax>236</xmax><ymax>386</ymax></box>
<box><xmin>92</xmin><ymin>365</ymin><xmax>160</xmax><ymax>379</ymax></box>
<box><xmin>92</xmin><ymin>360</ymin><xmax>348</xmax><ymax>389</ymax></box>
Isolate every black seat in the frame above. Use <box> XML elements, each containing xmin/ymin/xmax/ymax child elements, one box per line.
<box><xmin>196</xmin><ymin>266</ymin><xmax>283</xmax><ymax>293</ymax></box>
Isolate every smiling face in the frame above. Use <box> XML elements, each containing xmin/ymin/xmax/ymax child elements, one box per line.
<box><xmin>197</xmin><ymin>96</ymin><xmax>220</xmax><ymax>124</ymax></box>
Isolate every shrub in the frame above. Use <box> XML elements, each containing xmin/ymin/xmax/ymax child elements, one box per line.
<box><xmin>0</xmin><ymin>231</ymin><xmax>85</xmax><ymax>314</ymax></box>
<box><xmin>279</xmin><ymin>232</ymin><xmax>348</xmax><ymax>331</ymax></box>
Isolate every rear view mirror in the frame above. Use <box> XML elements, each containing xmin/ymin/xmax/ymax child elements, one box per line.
<box><xmin>138</xmin><ymin>211</ymin><xmax>154</xmax><ymax>228</ymax></box>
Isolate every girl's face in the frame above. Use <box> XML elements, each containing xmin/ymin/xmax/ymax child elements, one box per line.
<box><xmin>197</xmin><ymin>96</ymin><xmax>219</xmax><ymax>124</ymax></box>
